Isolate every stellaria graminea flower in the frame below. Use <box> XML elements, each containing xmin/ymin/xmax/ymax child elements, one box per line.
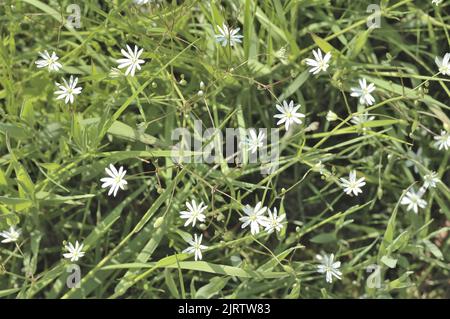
<box><xmin>117</xmin><ymin>45</ymin><xmax>145</xmax><ymax>77</ymax></box>
<box><xmin>0</xmin><ymin>226</ymin><xmax>21</xmax><ymax>243</ymax></box>
<box><xmin>432</xmin><ymin>0</ymin><xmax>443</xmax><ymax>5</ymax></box>
<box><xmin>243</xmin><ymin>129</ymin><xmax>265</xmax><ymax>154</ymax></box>
<box><xmin>340</xmin><ymin>170</ymin><xmax>366</xmax><ymax>196</ymax></box>
<box><xmin>305</xmin><ymin>49</ymin><xmax>331</xmax><ymax>74</ymax></box>
<box><xmin>100</xmin><ymin>164</ymin><xmax>128</xmax><ymax>197</ymax></box>
<box><xmin>239</xmin><ymin>202</ymin><xmax>269</xmax><ymax>235</ymax></box>
<box><xmin>274</xmin><ymin>100</ymin><xmax>305</xmax><ymax>131</ymax></box>
<box><xmin>264</xmin><ymin>207</ymin><xmax>285</xmax><ymax>234</ymax></box>
<box><xmin>401</xmin><ymin>189</ymin><xmax>427</xmax><ymax>213</ymax></box>
<box><xmin>180</xmin><ymin>200</ymin><xmax>207</xmax><ymax>227</ymax></box>
<box><xmin>214</xmin><ymin>23</ymin><xmax>243</xmax><ymax>47</ymax></box>
<box><xmin>350</xmin><ymin>78</ymin><xmax>376</xmax><ymax>106</ymax></box>
<box><xmin>434</xmin><ymin>130</ymin><xmax>450</xmax><ymax>151</ymax></box>
<box><xmin>435</xmin><ymin>53</ymin><xmax>450</xmax><ymax>75</ymax></box>
<box><xmin>423</xmin><ymin>171</ymin><xmax>439</xmax><ymax>189</ymax></box>
<box><xmin>54</xmin><ymin>75</ymin><xmax>82</xmax><ymax>104</ymax></box>
<box><xmin>183</xmin><ymin>234</ymin><xmax>207</xmax><ymax>261</ymax></box>
<box><xmin>134</xmin><ymin>0</ymin><xmax>150</xmax><ymax>4</ymax></box>
<box><xmin>63</xmin><ymin>241</ymin><xmax>85</xmax><ymax>262</ymax></box>
<box><xmin>35</xmin><ymin>50</ymin><xmax>62</xmax><ymax>72</ymax></box>
<box><xmin>316</xmin><ymin>253</ymin><xmax>342</xmax><ymax>283</ymax></box>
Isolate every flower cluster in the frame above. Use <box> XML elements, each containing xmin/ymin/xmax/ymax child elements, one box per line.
<box><xmin>239</xmin><ymin>202</ymin><xmax>285</xmax><ymax>235</ymax></box>
<box><xmin>40</xmin><ymin>44</ymin><xmax>146</xmax><ymax>105</ymax></box>
<box><xmin>400</xmin><ymin>170</ymin><xmax>440</xmax><ymax>214</ymax></box>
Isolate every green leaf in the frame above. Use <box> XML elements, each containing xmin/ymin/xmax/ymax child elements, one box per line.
<box><xmin>0</xmin><ymin>196</ymin><xmax>32</xmax><ymax>211</ymax></box>
<box><xmin>16</xmin><ymin>165</ymin><xmax>34</xmax><ymax>198</ymax></box>
<box><xmin>381</xmin><ymin>255</ymin><xmax>397</xmax><ymax>268</ymax></box>
<box><xmin>0</xmin><ymin>123</ymin><xmax>29</xmax><ymax>139</ymax></box>
<box><xmin>278</xmin><ymin>70</ymin><xmax>309</xmax><ymax>101</ymax></box>
<box><xmin>310</xmin><ymin>33</ymin><xmax>337</xmax><ymax>55</ymax></box>
<box><xmin>309</xmin><ymin>232</ymin><xmax>337</xmax><ymax>244</ymax></box>
<box><xmin>195</xmin><ymin>277</ymin><xmax>229</xmax><ymax>299</ymax></box>
<box><xmin>423</xmin><ymin>239</ymin><xmax>444</xmax><ymax>260</ymax></box>
<box><xmin>107</xmin><ymin>121</ymin><xmax>158</xmax><ymax>145</ymax></box>
<box><xmin>164</xmin><ymin>269</ymin><xmax>180</xmax><ymax>298</ymax></box>
<box><xmin>348</xmin><ymin>29</ymin><xmax>371</xmax><ymax>59</ymax></box>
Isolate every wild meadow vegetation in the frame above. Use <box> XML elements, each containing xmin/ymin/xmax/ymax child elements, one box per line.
<box><xmin>0</xmin><ymin>0</ymin><xmax>449</xmax><ymax>299</ymax></box>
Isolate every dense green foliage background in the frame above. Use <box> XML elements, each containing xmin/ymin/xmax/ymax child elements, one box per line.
<box><xmin>0</xmin><ymin>0</ymin><xmax>449</xmax><ymax>298</ymax></box>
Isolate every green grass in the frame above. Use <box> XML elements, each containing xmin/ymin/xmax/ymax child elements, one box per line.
<box><xmin>0</xmin><ymin>0</ymin><xmax>449</xmax><ymax>299</ymax></box>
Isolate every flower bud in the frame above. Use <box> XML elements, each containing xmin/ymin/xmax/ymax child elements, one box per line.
<box><xmin>153</xmin><ymin>216</ymin><xmax>164</xmax><ymax>228</ymax></box>
<box><xmin>326</xmin><ymin>111</ymin><xmax>338</xmax><ymax>122</ymax></box>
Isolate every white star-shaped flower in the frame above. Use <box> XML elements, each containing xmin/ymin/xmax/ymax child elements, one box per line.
<box><xmin>214</xmin><ymin>23</ymin><xmax>243</xmax><ymax>47</ymax></box>
<box><xmin>274</xmin><ymin>100</ymin><xmax>305</xmax><ymax>131</ymax></box>
<box><xmin>350</xmin><ymin>78</ymin><xmax>376</xmax><ymax>106</ymax></box>
<box><xmin>401</xmin><ymin>189</ymin><xmax>427</xmax><ymax>214</ymax></box>
<box><xmin>183</xmin><ymin>234</ymin><xmax>207</xmax><ymax>261</ymax></box>
<box><xmin>243</xmin><ymin>129</ymin><xmax>265</xmax><ymax>154</ymax></box>
<box><xmin>423</xmin><ymin>171</ymin><xmax>439</xmax><ymax>189</ymax></box>
<box><xmin>180</xmin><ymin>200</ymin><xmax>207</xmax><ymax>227</ymax></box>
<box><xmin>63</xmin><ymin>241</ymin><xmax>85</xmax><ymax>262</ymax></box>
<box><xmin>432</xmin><ymin>0</ymin><xmax>443</xmax><ymax>5</ymax></box>
<box><xmin>305</xmin><ymin>49</ymin><xmax>331</xmax><ymax>74</ymax></box>
<box><xmin>434</xmin><ymin>130</ymin><xmax>450</xmax><ymax>150</ymax></box>
<box><xmin>340</xmin><ymin>170</ymin><xmax>366</xmax><ymax>196</ymax></box>
<box><xmin>100</xmin><ymin>164</ymin><xmax>128</xmax><ymax>197</ymax></box>
<box><xmin>435</xmin><ymin>53</ymin><xmax>450</xmax><ymax>76</ymax></box>
<box><xmin>117</xmin><ymin>45</ymin><xmax>145</xmax><ymax>77</ymax></box>
<box><xmin>264</xmin><ymin>207</ymin><xmax>285</xmax><ymax>234</ymax></box>
<box><xmin>0</xmin><ymin>226</ymin><xmax>21</xmax><ymax>243</ymax></box>
<box><xmin>35</xmin><ymin>50</ymin><xmax>62</xmax><ymax>72</ymax></box>
<box><xmin>317</xmin><ymin>253</ymin><xmax>342</xmax><ymax>283</ymax></box>
<box><xmin>54</xmin><ymin>75</ymin><xmax>82</xmax><ymax>104</ymax></box>
<box><xmin>239</xmin><ymin>202</ymin><xmax>269</xmax><ymax>235</ymax></box>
